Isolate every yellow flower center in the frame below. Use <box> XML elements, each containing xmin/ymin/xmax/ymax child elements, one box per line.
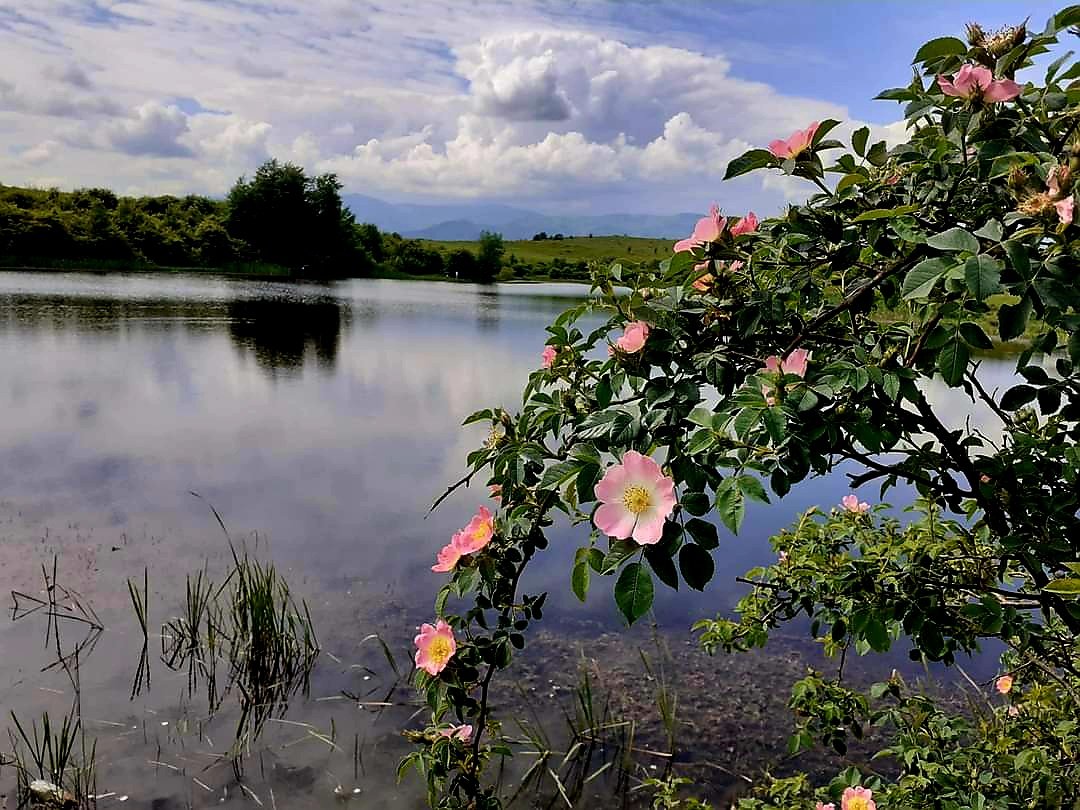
<box><xmin>428</xmin><ymin>636</ymin><xmax>453</xmax><ymax>665</ymax></box>
<box><xmin>846</xmin><ymin>799</ymin><xmax>870</xmax><ymax>810</ymax></box>
<box><xmin>473</xmin><ymin>523</ymin><xmax>491</xmax><ymax>543</ymax></box>
<box><xmin>622</xmin><ymin>485</ymin><xmax>652</xmax><ymax>515</ymax></box>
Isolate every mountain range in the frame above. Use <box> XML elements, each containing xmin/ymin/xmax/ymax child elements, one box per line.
<box><xmin>342</xmin><ymin>193</ymin><xmax>700</xmax><ymax>241</ymax></box>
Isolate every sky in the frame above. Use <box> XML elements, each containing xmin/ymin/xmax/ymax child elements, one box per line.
<box><xmin>0</xmin><ymin>0</ymin><xmax>1067</xmax><ymax>217</ymax></box>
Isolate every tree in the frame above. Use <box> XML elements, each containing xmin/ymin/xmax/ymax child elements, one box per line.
<box><xmin>445</xmin><ymin>248</ymin><xmax>479</xmax><ymax>280</ymax></box>
<box><xmin>226</xmin><ymin>159</ymin><xmax>370</xmax><ymax>276</ymax></box>
<box><xmin>474</xmin><ymin>230</ymin><xmax>504</xmax><ymax>283</ymax></box>
<box><xmin>404</xmin><ymin>8</ymin><xmax>1080</xmax><ymax>808</ymax></box>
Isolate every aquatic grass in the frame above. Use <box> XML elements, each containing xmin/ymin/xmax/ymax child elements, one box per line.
<box><xmin>127</xmin><ymin>568</ymin><xmax>151</xmax><ymax>699</ymax></box>
<box><xmin>155</xmin><ymin>499</ymin><xmax>320</xmax><ymax>777</ymax></box>
<box><xmin>8</xmin><ymin>709</ymin><xmax>97</xmax><ymax>809</ymax></box>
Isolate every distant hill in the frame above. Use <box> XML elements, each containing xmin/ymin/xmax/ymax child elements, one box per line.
<box><xmin>342</xmin><ymin>193</ymin><xmax>700</xmax><ymax>240</ymax></box>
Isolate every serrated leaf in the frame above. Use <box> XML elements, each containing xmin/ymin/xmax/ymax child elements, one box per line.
<box><xmin>724</xmin><ymin>148</ymin><xmax>776</xmax><ymax>180</ymax></box>
<box><xmin>681</xmin><ymin>491</ymin><xmax>710</xmax><ymax>516</ymax></box>
<box><xmin>999</xmin><ymin>296</ymin><xmax>1032</xmax><ymax>341</ymax></box>
<box><xmin>1000</xmin><ymin>384</ymin><xmax>1037</xmax><ymax>410</ymax></box>
<box><xmin>964</xmin><ymin>255</ymin><xmax>1002</xmax><ymax>300</ymax></box>
<box><xmin>571</xmin><ymin>561</ymin><xmax>590</xmax><ymax>602</ymax></box>
<box><xmin>974</xmin><ymin>219</ymin><xmax>1003</xmax><ymax>242</ymax></box>
<box><xmin>852</xmin><ymin>126</ymin><xmax>869</xmax><ymax>156</ymax></box>
<box><xmin>853</xmin><ymin>204</ymin><xmax>919</xmax><ymax>221</ymax></box>
<box><xmin>684</xmin><ymin>517</ymin><xmax>719</xmax><ymax>550</ymax></box>
<box><xmin>959</xmin><ymin>322</ymin><xmax>994</xmax><ymax>349</ymax></box>
<box><xmin>679</xmin><ymin>544</ymin><xmax>714</xmax><ymax>591</ymax></box>
<box><xmin>644</xmin><ymin>543</ymin><xmax>679</xmax><ymax>591</ymax></box>
<box><xmin>1044</xmin><ymin>578</ymin><xmax>1080</xmax><ymax>596</ymax></box>
<box><xmin>687</xmin><ymin>407</ymin><xmax>715</xmax><ymax>427</ymax></box>
<box><xmin>540</xmin><ymin>460</ymin><xmax>583</xmax><ymax>491</ymax></box>
<box><xmin>737</xmin><ymin>475</ymin><xmax>770</xmax><ymax>504</ymax></box>
<box><xmin>614</xmin><ymin>562</ymin><xmax>654</xmax><ymax>624</ymax></box>
<box><xmin>937</xmin><ymin>340</ymin><xmax>969</xmax><ymax>386</ymax></box>
<box><xmin>927</xmin><ymin>227</ymin><xmax>979</xmax><ymax>253</ymax></box>
<box><xmin>914</xmin><ymin>36</ymin><xmax>968</xmax><ymax>64</ymax></box>
<box><xmin>716</xmin><ymin>481</ymin><xmax>745</xmax><ymax>534</ymax></box>
<box><xmin>874</xmin><ymin>375</ymin><xmax>896</xmax><ymax>404</ymax></box>
<box><xmin>902</xmin><ymin>257</ymin><xmax>951</xmax><ymax>300</ymax></box>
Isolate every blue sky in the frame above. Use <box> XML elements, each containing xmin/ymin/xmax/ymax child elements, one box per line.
<box><xmin>0</xmin><ymin>1</ymin><xmax>1069</xmax><ymax>216</ymax></box>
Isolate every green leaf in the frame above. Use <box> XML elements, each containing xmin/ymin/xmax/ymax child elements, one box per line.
<box><xmin>913</xmin><ymin>36</ymin><xmax>968</xmax><ymax>64</ymax></box>
<box><xmin>901</xmin><ymin>257</ymin><xmax>951</xmax><ymax>300</ymax></box>
<box><xmin>852</xmin><ymin>126</ymin><xmax>869</xmax><ymax>156</ymax></box>
<box><xmin>964</xmin><ymin>255</ymin><xmax>1002</xmax><ymax>301</ymax></box>
<box><xmin>927</xmin><ymin>227</ymin><xmax>979</xmax><ymax>253</ymax></box>
<box><xmin>687</xmin><ymin>407</ymin><xmax>715</xmax><ymax>427</ymax></box>
<box><xmin>1000</xmin><ymin>384</ymin><xmax>1037</xmax><ymax>410</ymax></box>
<box><xmin>762</xmin><ymin>407</ymin><xmax>786</xmax><ymax>443</ymax></box>
<box><xmin>716</xmin><ymin>480</ymin><xmax>745</xmax><ymax>534</ymax></box>
<box><xmin>853</xmin><ymin>204</ymin><xmax>919</xmax><ymax>221</ymax></box>
<box><xmin>679</xmin><ymin>544</ymin><xmax>714</xmax><ymax>591</ymax></box>
<box><xmin>863</xmin><ymin>617</ymin><xmax>891</xmax><ymax>653</ymax></box>
<box><xmin>614</xmin><ymin>562</ymin><xmax>654</xmax><ymax>624</ymax></box>
<box><xmin>959</xmin><ymin>322</ymin><xmax>994</xmax><ymax>349</ymax></box>
<box><xmin>687</xmin><ymin>428</ymin><xmax>718</xmax><ymax>455</ymax></box>
<box><xmin>684</xmin><ymin>517</ymin><xmax>719</xmax><ymax>550</ymax></box>
<box><xmin>540</xmin><ymin>460</ymin><xmax>582</xmax><ymax>491</ymax></box>
<box><xmin>882</xmin><ymin>373</ymin><xmax>900</xmax><ymax>402</ymax></box>
<box><xmin>576</xmin><ymin>463</ymin><xmax>602</xmax><ymax>504</ymax></box>
<box><xmin>974</xmin><ymin>219</ymin><xmax>1003</xmax><ymax>242</ymax></box>
<box><xmin>724</xmin><ymin>148</ymin><xmax>776</xmax><ymax>180</ymax></box>
<box><xmin>571</xmin><ymin>561</ymin><xmax>590</xmax><ymax>602</ymax></box>
<box><xmin>1044</xmin><ymin>578</ymin><xmax>1080</xmax><ymax>597</ymax></box>
<box><xmin>737</xmin><ymin>475</ymin><xmax>770</xmax><ymax>504</ymax></box>
<box><xmin>866</xmin><ymin>140</ymin><xmax>888</xmax><ymax>167</ymax></box>
<box><xmin>937</xmin><ymin>340</ymin><xmax>969</xmax><ymax>386</ymax></box>
<box><xmin>681</xmin><ymin>491</ymin><xmax>710</xmax><ymax>516</ymax></box>
<box><xmin>1002</xmin><ymin>237</ymin><xmax>1028</xmax><ymax>278</ymax></box>
<box><xmin>644</xmin><ymin>544</ymin><xmax>680</xmax><ymax>591</ymax></box>
<box><xmin>999</xmin><ymin>296</ymin><xmax>1032</xmax><ymax>341</ymax></box>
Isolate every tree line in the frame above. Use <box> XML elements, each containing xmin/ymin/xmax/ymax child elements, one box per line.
<box><xmin>0</xmin><ymin>159</ymin><xmax>505</xmax><ymax>282</ymax></box>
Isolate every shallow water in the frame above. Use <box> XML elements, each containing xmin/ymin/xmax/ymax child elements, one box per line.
<box><xmin>0</xmin><ymin>271</ymin><xmax>1014</xmax><ymax>807</ymax></box>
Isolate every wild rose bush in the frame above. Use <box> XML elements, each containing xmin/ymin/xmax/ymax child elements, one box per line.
<box><xmin>401</xmin><ymin>8</ymin><xmax>1080</xmax><ymax>808</ymax></box>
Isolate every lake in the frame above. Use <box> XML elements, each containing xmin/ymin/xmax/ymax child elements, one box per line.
<box><xmin>0</xmin><ymin>271</ymin><xmax>1012</xmax><ymax>808</ymax></box>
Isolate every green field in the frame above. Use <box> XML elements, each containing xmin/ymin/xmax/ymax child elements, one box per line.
<box><xmin>421</xmin><ymin>235</ymin><xmax>673</xmax><ymax>264</ymax></box>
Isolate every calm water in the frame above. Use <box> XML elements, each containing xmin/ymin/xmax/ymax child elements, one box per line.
<box><xmin>0</xmin><ymin>272</ymin><xmax>1013</xmax><ymax>807</ymax></box>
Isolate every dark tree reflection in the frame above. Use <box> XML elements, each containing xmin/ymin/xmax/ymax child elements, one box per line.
<box><xmin>227</xmin><ymin>297</ymin><xmax>345</xmax><ymax>376</ymax></box>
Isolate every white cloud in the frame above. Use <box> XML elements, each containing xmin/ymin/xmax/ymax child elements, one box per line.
<box><xmin>104</xmin><ymin>101</ymin><xmax>192</xmax><ymax>157</ymax></box>
<box><xmin>0</xmin><ymin>1</ymin><xmax>904</xmax><ymax>214</ymax></box>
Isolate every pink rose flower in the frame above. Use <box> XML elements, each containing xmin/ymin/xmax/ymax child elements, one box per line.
<box><xmin>432</xmin><ymin>541</ymin><xmax>466</xmax><ymax>573</ymax></box>
<box><xmin>996</xmin><ymin>675</ymin><xmax>1014</xmax><ymax>694</ymax></box>
<box><xmin>768</xmin><ymin>121</ymin><xmax>819</xmax><ymax>159</ymax></box>
<box><xmin>414</xmin><ymin>619</ymin><xmax>457</xmax><ymax>676</ymax></box>
<box><xmin>937</xmin><ymin>64</ymin><xmax>1021</xmax><ymax>102</ymax></box>
<box><xmin>841</xmin><ymin>494</ymin><xmax>871</xmax><ymax>514</ymax></box>
<box><xmin>593</xmin><ymin>450</ymin><xmax>677</xmax><ymax>545</ymax></box>
<box><xmin>541</xmin><ymin>345</ymin><xmax>557</xmax><ymax>369</ymax></box>
<box><xmin>764</xmin><ymin>348</ymin><xmax>810</xmax><ymax>378</ymax></box>
<box><xmin>1055</xmin><ymin>196</ymin><xmax>1074</xmax><ymax>226</ymax></box>
<box><xmin>729</xmin><ymin>212</ymin><xmax>759</xmax><ymax>237</ymax></box>
<box><xmin>438</xmin><ymin>724</ymin><xmax>473</xmax><ymax>743</ymax></box>
<box><xmin>674</xmin><ymin>205</ymin><xmax>726</xmax><ymax>253</ymax></box>
<box><xmin>454</xmin><ymin>505</ymin><xmax>494</xmax><ymax>554</ymax></box>
<box><xmin>615</xmin><ymin>321</ymin><xmax>650</xmax><ymax>353</ymax></box>
<box><xmin>841</xmin><ymin>787</ymin><xmax>876</xmax><ymax>810</ymax></box>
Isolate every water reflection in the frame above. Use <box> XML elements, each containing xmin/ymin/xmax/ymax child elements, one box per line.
<box><xmin>227</xmin><ymin>297</ymin><xmax>345</xmax><ymax>376</ymax></box>
<box><xmin>0</xmin><ymin>271</ymin><xmax>1017</xmax><ymax>805</ymax></box>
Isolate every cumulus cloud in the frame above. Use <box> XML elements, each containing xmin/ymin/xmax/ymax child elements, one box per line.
<box><xmin>105</xmin><ymin>101</ymin><xmax>193</xmax><ymax>157</ymax></box>
<box><xmin>0</xmin><ymin>0</ymin><xmax>906</xmax><ymax>212</ymax></box>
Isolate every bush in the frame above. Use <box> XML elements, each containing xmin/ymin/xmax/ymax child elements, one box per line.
<box><xmin>403</xmin><ymin>8</ymin><xmax>1080</xmax><ymax>809</ymax></box>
